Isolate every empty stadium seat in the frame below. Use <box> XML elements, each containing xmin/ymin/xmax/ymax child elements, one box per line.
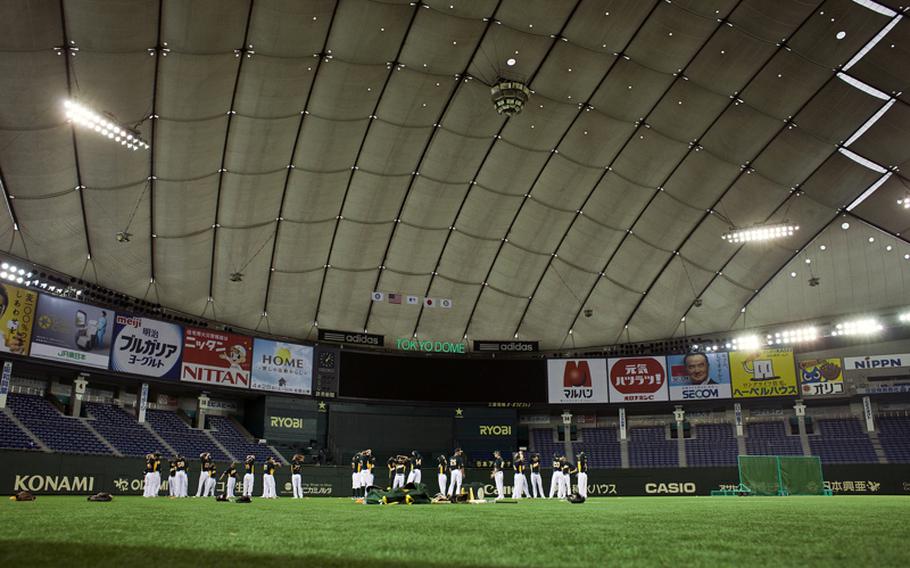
<box><xmin>6</xmin><ymin>394</ymin><xmax>111</xmax><ymax>455</ymax></box>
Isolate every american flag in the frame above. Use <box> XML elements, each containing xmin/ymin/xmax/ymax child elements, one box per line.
<box><xmin>388</xmin><ymin>293</ymin><xmax>402</xmax><ymax>304</ymax></box>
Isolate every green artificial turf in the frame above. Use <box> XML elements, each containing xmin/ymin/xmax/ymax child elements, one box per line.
<box><xmin>0</xmin><ymin>496</ymin><xmax>908</xmax><ymax>567</ymax></box>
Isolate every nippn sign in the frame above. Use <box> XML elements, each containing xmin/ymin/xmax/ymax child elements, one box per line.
<box><xmin>546</xmin><ymin>358</ymin><xmax>609</xmax><ymax>404</ymax></box>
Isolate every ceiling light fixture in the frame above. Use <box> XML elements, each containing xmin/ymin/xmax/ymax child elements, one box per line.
<box><xmin>63</xmin><ymin>100</ymin><xmax>150</xmax><ymax>151</ymax></box>
<box><xmin>831</xmin><ymin>318</ymin><xmax>883</xmax><ymax>336</ymax></box>
<box><xmin>767</xmin><ymin>327</ymin><xmax>818</xmax><ymax>345</ymax></box>
<box><xmin>730</xmin><ymin>335</ymin><xmax>760</xmax><ymax>351</ymax></box>
<box><xmin>721</xmin><ymin>222</ymin><xmax>799</xmax><ymax>243</ymax></box>
<box><xmin>491</xmin><ymin>79</ymin><xmax>530</xmax><ymax>116</ymax></box>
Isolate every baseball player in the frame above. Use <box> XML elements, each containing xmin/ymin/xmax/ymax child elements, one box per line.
<box><xmin>351</xmin><ymin>451</ymin><xmax>362</xmax><ymax>499</ymax></box>
<box><xmin>167</xmin><ymin>458</ymin><xmax>177</xmax><ymax>497</ymax></box>
<box><xmin>575</xmin><ymin>451</ymin><xmax>588</xmax><ymax>499</ymax></box>
<box><xmin>204</xmin><ymin>459</ymin><xmax>217</xmax><ymax>497</ymax></box>
<box><xmin>174</xmin><ymin>454</ymin><xmax>188</xmax><ymax>497</ymax></box>
<box><xmin>559</xmin><ymin>456</ymin><xmax>573</xmax><ymax>498</ymax></box>
<box><xmin>406</xmin><ymin>451</ymin><xmax>422</xmax><ymax>485</ymax></box>
<box><xmin>291</xmin><ymin>454</ymin><xmax>304</xmax><ymax>499</ymax></box>
<box><xmin>387</xmin><ymin>456</ymin><xmax>396</xmax><ymax>487</ymax></box>
<box><xmin>142</xmin><ymin>453</ymin><xmax>158</xmax><ymax>498</ymax></box>
<box><xmin>447</xmin><ymin>448</ymin><xmax>464</xmax><ymax>497</ymax></box>
<box><xmin>392</xmin><ymin>455</ymin><xmax>407</xmax><ymax>490</ymax></box>
<box><xmin>491</xmin><ymin>450</ymin><xmax>505</xmax><ymax>500</ymax></box>
<box><xmin>262</xmin><ymin>456</ymin><xmax>278</xmax><ymax>499</ymax></box>
<box><xmin>151</xmin><ymin>452</ymin><xmax>162</xmax><ymax>496</ymax></box>
<box><xmin>220</xmin><ymin>461</ymin><xmax>237</xmax><ymax>499</ymax></box>
<box><xmin>530</xmin><ymin>453</ymin><xmax>544</xmax><ymax>498</ymax></box>
<box><xmin>195</xmin><ymin>452</ymin><xmax>211</xmax><ymax>497</ymax></box>
<box><xmin>365</xmin><ymin>450</ymin><xmax>376</xmax><ymax>488</ymax></box>
<box><xmin>436</xmin><ymin>454</ymin><xmax>448</xmax><ymax>495</ymax></box>
<box><xmin>512</xmin><ymin>450</ymin><xmax>530</xmax><ymax>499</ymax></box>
<box><xmin>242</xmin><ymin>454</ymin><xmax>256</xmax><ymax>497</ymax></box>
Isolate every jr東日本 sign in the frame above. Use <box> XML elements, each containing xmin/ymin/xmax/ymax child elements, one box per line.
<box><xmin>607</xmin><ymin>357</ymin><xmax>669</xmax><ymax>403</ymax></box>
<box><xmin>251</xmin><ymin>338</ymin><xmax>313</xmax><ymax>395</ymax></box>
<box><xmin>110</xmin><ymin>315</ymin><xmax>182</xmax><ymax>378</ymax></box>
<box><xmin>798</xmin><ymin>358</ymin><xmax>845</xmax><ymax>396</ymax></box>
<box><xmin>729</xmin><ymin>348</ymin><xmax>798</xmax><ymax>398</ymax></box>
<box><xmin>0</xmin><ymin>283</ymin><xmax>37</xmax><ymax>356</ymax></box>
<box><xmin>667</xmin><ymin>352</ymin><xmax>731</xmax><ymax>401</ymax></box>
<box><xmin>546</xmin><ymin>358</ymin><xmax>609</xmax><ymax>404</ymax></box>
<box><xmin>30</xmin><ymin>295</ymin><xmax>114</xmax><ymax>369</ymax></box>
<box><xmin>181</xmin><ymin>328</ymin><xmax>253</xmax><ymax>389</ymax></box>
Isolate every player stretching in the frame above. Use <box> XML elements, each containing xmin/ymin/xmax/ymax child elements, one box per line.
<box><xmin>242</xmin><ymin>455</ymin><xmax>256</xmax><ymax>497</ymax></box>
<box><xmin>262</xmin><ymin>456</ymin><xmax>278</xmax><ymax>499</ymax></box>
<box><xmin>549</xmin><ymin>453</ymin><xmax>562</xmax><ymax>498</ymax></box>
<box><xmin>447</xmin><ymin>448</ymin><xmax>465</xmax><ymax>497</ymax></box>
<box><xmin>575</xmin><ymin>451</ymin><xmax>588</xmax><ymax>499</ymax></box>
<box><xmin>392</xmin><ymin>455</ymin><xmax>407</xmax><ymax>490</ymax></box>
<box><xmin>512</xmin><ymin>450</ymin><xmax>530</xmax><ymax>499</ymax></box>
<box><xmin>406</xmin><ymin>451</ymin><xmax>422</xmax><ymax>485</ymax></box>
<box><xmin>220</xmin><ymin>461</ymin><xmax>237</xmax><ymax>499</ymax></box>
<box><xmin>529</xmin><ymin>453</ymin><xmax>544</xmax><ymax>498</ymax></box>
<box><xmin>291</xmin><ymin>454</ymin><xmax>304</xmax><ymax>499</ymax></box>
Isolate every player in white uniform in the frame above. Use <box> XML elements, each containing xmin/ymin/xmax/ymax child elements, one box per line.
<box><xmin>242</xmin><ymin>455</ymin><xmax>256</xmax><ymax>497</ymax></box>
<box><xmin>575</xmin><ymin>451</ymin><xmax>588</xmax><ymax>499</ymax></box>
<box><xmin>220</xmin><ymin>462</ymin><xmax>237</xmax><ymax>499</ymax></box>
<box><xmin>447</xmin><ymin>448</ymin><xmax>465</xmax><ymax>497</ymax></box>
<box><xmin>549</xmin><ymin>454</ymin><xmax>562</xmax><ymax>498</ymax></box>
<box><xmin>195</xmin><ymin>452</ymin><xmax>211</xmax><ymax>497</ymax></box>
<box><xmin>436</xmin><ymin>455</ymin><xmax>448</xmax><ymax>495</ymax></box>
<box><xmin>291</xmin><ymin>454</ymin><xmax>304</xmax><ymax>499</ymax></box>
<box><xmin>529</xmin><ymin>453</ymin><xmax>545</xmax><ymax>498</ymax></box>
<box><xmin>262</xmin><ymin>457</ymin><xmax>278</xmax><ymax>499</ymax></box>
<box><xmin>512</xmin><ymin>451</ymin><xmax>530</xmax><ymax>499</ymax></box>
<box><xmin>491</xmin><ymin>450</ymin><xmax>505</xmax><ymax>500</ymax></box>
<box><xmin>392</xmin><ymin>455</ymin><xmax>407</xmax><ymax>490</ymax></box>
<box><xmin>406</xmin><ymin>451</ymin><xmax>422</xmax><ymax>484</ymax></box>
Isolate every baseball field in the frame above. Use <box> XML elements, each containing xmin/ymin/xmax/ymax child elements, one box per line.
<box><xmin>0</xmin><ymin>495</ymin><xmax>908</xmax><ymax>567</ymax></box>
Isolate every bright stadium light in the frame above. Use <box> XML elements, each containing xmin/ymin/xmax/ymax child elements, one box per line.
<box><xmin>767</xmin><ymin>327</ymin><xmax>818</xmax><ymax>345</ymax></box>
<box><xmin>730</xmin><ymin>335</ymin><xmax>760</xmax><ymax>351</ymax></box>
<box><xmin>831</xmin><ymin>318</ymin><xmax>883</xmax><ymax>336</ymax></box>
<box><xmin>63</xmin><ymin>100</ymin><xmax>150</xmax><ymax>151</ymax></box>
<box><xmin>721</xmin><ymin>223</ymin><xmax>799</xmax><ymax>244</ymax></box>
<box><xmin>898</xmin><ymin>311</ymin><xmax>910</xmax><ymax>323</ymax></box>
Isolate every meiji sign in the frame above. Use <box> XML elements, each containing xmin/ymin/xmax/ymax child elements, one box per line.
<box><xmin>844</xmin><ymin>354</ymin><xmax>910</xmax><ymax>371</ymax></box>
<box><xmin>546</xmin><ymin>359</ymin><xmax>609</xmax><ymax>404</ymax></box>
<box><xmin>607</xmin><ymin>357</ymin><xmax>669</xmax><ymax>403</ymax></box>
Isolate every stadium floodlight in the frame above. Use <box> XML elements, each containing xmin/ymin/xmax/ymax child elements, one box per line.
<box><xmin>63</xmin><ymin>100</ymin><xmax>150</xmax><ymax>151</ymax></box>
<box><xmin>766</xmin><ymin>327</ymin><xmax>818</xmax><ymax>345</ymax></box>
<box><xmin>730</xmin><ymin>335</ymin><xmax>760</xmax><ymax>351</ymax></box>
<box><xmin>721</xmin><ymin>223</ymin><xmax>799</xmax><ymax>244</ymax></box>
<box><xmin>898</xmin><ymin>311</ymin><xmax>910</xmax><ymax>323</ymax></box>
<box><xmin>831</xmin><ymin>318</ymin><xmax>883</xmax><ymax>336</ymax></box>
<box><xmin>898</xmin><ymin>197</ymin><xmax>910</xmax><ymax>209</ymax></box>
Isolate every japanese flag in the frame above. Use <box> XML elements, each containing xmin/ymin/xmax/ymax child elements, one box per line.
<box><xmin>406</xmin><ymin>295</ymin><xmax>419</xmax><ymax>305</ymax></box>
<box><xmin>371</xmin><ymin>291</ymin><xmax>384</xmax><ymax>302</ymax></box>
<box><xmin>424</xmin><ymin>297</ymin><xmax>435</xmax><ymax>308</ymax></box>
<box><xmin>440</xmin><ymin>298</ymin><xmax>453</xmax><ymax>309</ymax></box>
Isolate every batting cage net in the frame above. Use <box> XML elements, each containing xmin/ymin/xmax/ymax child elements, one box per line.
<box><xmin>737</xmin><ymin>455</ymin><xmax>828</xmax><ymax>496</ymax></box>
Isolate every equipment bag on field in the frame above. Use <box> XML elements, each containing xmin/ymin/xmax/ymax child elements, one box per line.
<box><xmin>365</xmin><ymin>482</ymin><xmax>433</xmax><ymax>505</ymax></box>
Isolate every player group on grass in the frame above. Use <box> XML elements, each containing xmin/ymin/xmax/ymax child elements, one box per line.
<box><xmin>351</xmin><ymin>448</ymin><xmax>589</xmax><ymax>501</ymax></box>
<box><xmin>141</xmin><ymin>451</ymin><xmax>307</xmax><ymax>500</ymax></box>
<box><xmin>142</xmin><ymin>447</ymin><xmax>589</xmax><ymax>501</ymax></box>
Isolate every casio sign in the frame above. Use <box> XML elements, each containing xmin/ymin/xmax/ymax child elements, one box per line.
<box><xmin>645</xmin><ymin>482</ymin><xmax>696</xmax><ymax>494</ymax></box>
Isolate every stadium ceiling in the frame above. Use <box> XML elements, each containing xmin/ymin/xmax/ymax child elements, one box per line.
<box><xmin>0</xmin><ymin>0</ymin><xmax>908</xmax><ymax>351</ymax></box>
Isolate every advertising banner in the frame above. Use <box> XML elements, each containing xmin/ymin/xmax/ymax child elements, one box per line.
<box><xmin>109</xmin><ymin>315</ymin><xmax>182</xmax><ymax>378</ymax></box>
<box><xmin>843</xmin><ymin>353</ymin><xmax>910</xmax><ymax>372</ymax></box>
<box><xmin>607</xmin><ymin>356</ymin><xmax>669</xmax><ymax>403</ymax></box>
<box><xmin>318</xmin><ymin>328</ymin><xmax>383</xmax><ymax>347</ymax></box>
<box><xmin>30</xmin><ymin>295</ymin><xmax>113</xmax><ymax>369</ymax></box>
<box><xmin>546</xmin><ymin>358</ymin><xmax>609</xmax><ymax>404</ymax></box>
<box><xmin>251</xmin><ymin>338</ymin><xmax>313</xmax><ymax>395</ymax></box>
<box><xmin>729</xmin><ymin>348</ymin><xmax>798</xmax><ymax>398</ymax></box>
<box><xmin>473</xmin><ymin>340</ymin><xmax>539</xmax><ymax>353</ymax></box>
<box><xmin>798</xmin><ymin>358</ymin><xmax>845</xmax><ymax>397</ymax></box>
<box><xmin>667</xmin><ymin>352</ymin><xmax>731</xmax><ymax>401</ymax></box>
<box><xmin>180</xmin><ymin>327</ymin><xmax>252</xmax><ymax>389</ymax></box>
<box><xmin>0</xmin><ymin>283</ymin><xmax>37</xmax><ymax>355</ymax></box>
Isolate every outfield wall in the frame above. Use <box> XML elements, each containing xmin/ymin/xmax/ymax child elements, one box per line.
<box><xmin>2</xmin><ymin>451</ymin><xmax>908</xmax><ymax>497</ymax></box>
